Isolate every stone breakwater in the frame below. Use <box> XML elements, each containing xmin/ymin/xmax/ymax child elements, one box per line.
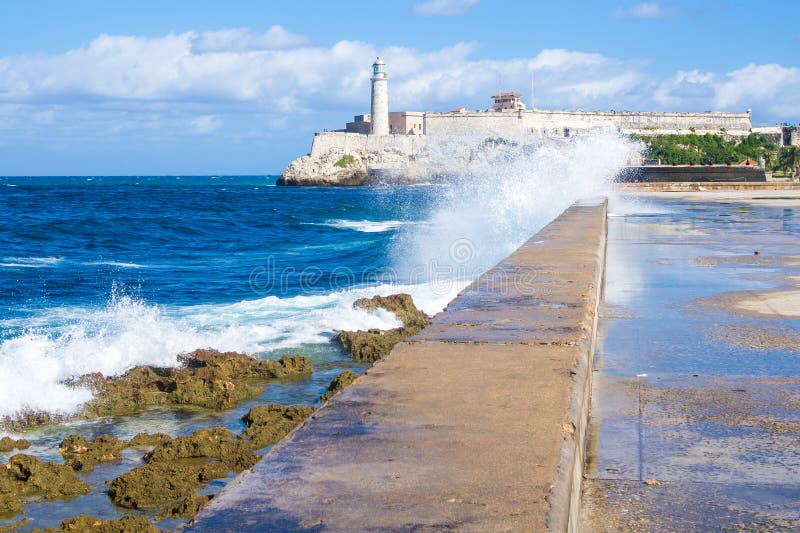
<box><xmin>189</xmin><ymin>199</ymin><xmax>608</xmax><ymax>532</ymax></box>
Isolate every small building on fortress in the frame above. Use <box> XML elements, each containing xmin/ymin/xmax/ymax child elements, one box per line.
<box><xmin>340</xmin><ymin>59</ymin><xmax>796</xmax><ymax>145</ymax></box>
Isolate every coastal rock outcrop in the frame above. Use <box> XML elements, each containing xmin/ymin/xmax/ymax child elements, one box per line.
<box><xmin>34</xmin><ymin>514</ymin><xmax>160</xmax><ymax>532</ymax></box>
<box><xmin>277</xmin><ymin>150</ymin><xmax>368</xmax><ymax>186</ymax></box>
<box><xmin>0</xmin><ymin>453</ymin><xmax>91</xmax><ymax>516</ymax></box>
<box><xmin>59</xmin><ymin>434</ymin><xmax>125</xmax><ymax>473</ymax></box>
<box><xmin>276</xmin><ymin>133</ymin><xmax>433</xmax><ymax>186</ymax></box>
<box><xmin>108</xmin><ymin>427</ymin><xmax>257</xmax><ymax>511</ymax></box>
<box><xmin>80</xmin><ymin>350</ymin><xmax>312</xmax><ymax>418</ymax></box>
<box><xmin>319</xmin><ymin>370</ymin><xmax>359</xmax><ymax>403</ymax></box>
<box><xmin>334</xmin><ymin>294</ymin><xmax>430</xmax><ymax>362</ymax></box>
<box><xmin>0</xmin><ymin>437</ymin><xmax>30</xmax><ymax>453</ymax></box>
<box><xmin>239</xmin><ymin>404</ymin><xmax>315</xmax><ymax>450</ymax></box>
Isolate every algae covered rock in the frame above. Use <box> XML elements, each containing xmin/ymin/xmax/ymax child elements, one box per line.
<box><xmin>81</xmin><ymin>351</ymin><xmax>313</xmax><ymax>419</ymax></box>
<box><xmin>128</xmin><ymin>432</ymin><xmax>172</xmax><ymax>448</ymax></box>
<box><xmin>180</xmin><ymin>350</ymin><xmax>312</xmax><ymax>380</ymax></box>
<box><xmin>239</xmin><ymin>404</ymin><xmax>316</xmax><ymax>450</ymax></box>
<box><xmin>59</xmin><ymin>434</ymin><xmax>125</xmax><ymax>472</ymax></box>
<box><xmin>0</xmin><ymin>468</ymin><xmax>25</xmax><ymax>517</ymax></box>
<box><xmin>353</xmin><ymin>294</ymin><xmax>429</xmax><ymax>329</ymax></box>
<box><xmin>0</xmin><ymin>437</ymin><xmax>30</xmax><ymax>453</ymax></box>
<box><xmin>319</xmin><ymin>371</ymin><xmax>359</xmax><ymax>403</ymax></box>
<box><xmin>156</xmin><ymin>494</ymin><xmax>214</xmax><ymax>520</ymax></box>
<box><xmin>334</xmin><ymin>294</ymin><xmax>430</xmax><ymax>362</ymax></box>
<box><xmin>35</xmin><ymin>514</ymin><xmax>159</xmax><ymax>532</ymax></box>
<box><xmin>6</xmin><ymin>454</ymin><xmax>90</xmax><ymax>500</ymax></box>
<box><xmin>169</xmin><ymin>373</ymin><xmax>262</xmax><ymax>410</ymax></box>
<box><xmin>107</xmin><ymin>462</ymin><xmax>203</xmax><ymax>509</ymax></box>
<box><xmin>335</xmin><ymin>328</ymin><xmax>408</xmax><ymax>362</ymax></box>
<box><xmin>109</xmin><ymin>426</ymin><xmax>252</xmax><ymax>510</ymax></box>
<box><xmin>145</xmin><ymin>427</ymin><xmax>257</xmax><ymax>472</ymax></box>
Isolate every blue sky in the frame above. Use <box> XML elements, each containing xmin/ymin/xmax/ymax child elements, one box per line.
<box><xmin>1</xmin><ymin>0</ymin><xmax>798</xmax><ymax>175</ymax></box>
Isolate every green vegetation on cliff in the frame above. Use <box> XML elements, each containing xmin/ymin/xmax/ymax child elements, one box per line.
<box><xmin>333</xmin><ymin>153</ymin><xmax>357</xmax><ymax>168</ymax></box>
<box><xmin>634</xmin><ymin>133</ymin><xmax>779</xmax><ymax>167</ymax></box>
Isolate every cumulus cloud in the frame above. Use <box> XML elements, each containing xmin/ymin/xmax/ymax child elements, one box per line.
<box><xmin>190</xmin><ymin>114</ymin><xmax>222</xmax><ymax>134</ymax></box>
<box><xmin>614</xmin><ymin>2</ymin><xmax>680</xmax><ymax>19</ymax></box>
<box><xmin>0</xmin><ymin>26</ymin><xmax>797</xmax><ymax>150</ymax></box>
<box><xmin>192</xmin><ymin>25</ymin><xmax>310</xmax><ymax>53</ymax></box>
<box><xmin>655</xmin><ymin>64</ymin><xmax>800</xmax><ymax>119</ymax></box>
<box><xmin>412</xmin><ymin>0</ymin><xmax>479</xmax><ymax>16</ymax></box>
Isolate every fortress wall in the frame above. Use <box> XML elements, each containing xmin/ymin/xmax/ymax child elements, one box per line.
<box><xmin>424</xmin><ymin>112</ymin><xmax>529</xmax><ymax>138</ymax></box>
<box><xmin>425</xmin><ymin>110</ymin><xmax>753</xmax><ymax>139</ymax></box>
<box><xmin>310</xmin><ymin>132</ymin><xmax>427</xmax><ymax>159</ymax></box>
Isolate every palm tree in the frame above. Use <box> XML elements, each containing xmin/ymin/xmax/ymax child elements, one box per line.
<box><xmin>777</xmin><ymin>146</ymin><xmax>800</xmax><ymax>177</ymax></box>
<box><xmin>761</xmin><ymin>149</ymin><xmax>774</xmax><ymax>170</ymax></box>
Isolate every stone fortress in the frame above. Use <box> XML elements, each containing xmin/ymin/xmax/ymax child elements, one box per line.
<box><xmin>278</xmin><ymin>58</ymin><xmax>799</xmax><ymax>185</ymax></box>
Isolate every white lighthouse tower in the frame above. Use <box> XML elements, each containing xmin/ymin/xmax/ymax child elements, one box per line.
<box><xmin>370</xmin><ymin>57</ymin><xmax>389</xmax><ymax>136</ymax></box>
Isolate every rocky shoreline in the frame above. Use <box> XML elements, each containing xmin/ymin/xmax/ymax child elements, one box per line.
<box><xmin>0</xmin><ymin>294</ymin><xmax>428</xmax><ymax>532</ymax></box>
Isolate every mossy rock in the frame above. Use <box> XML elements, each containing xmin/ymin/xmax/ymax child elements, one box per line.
<box><xmin>0</xmin><ymin>469</ymin><xmax>25</xmax><ymax>517</ymax></box>
<box><xmin>319</xmin><ymin>371</ymin><xmax>359</xmax><ymax>403</ymax></box>
<box><xmin>239</xmin><ymin>405</ymin><xmax>316</xmax><ymax>450</ymax></box>
<box><xmin>35</xmin><ymin>514</ymin><xmax>159</xmax><ymax>532</ymax></box>
<box><xmin>180</xmin><ymin>351</ymin><xmax>312</xmax><ymax>380</ymax></box>
<box><xmin>334</xmin><ymin>294</ymin><xmax>430</xmax><ymax>362</ymax></box>
<box><xmin>334</xmin><ymin>328</ymin><xmax>409</xmax><ymax>362</ymax></box>
<box><xmin>6</xmin><ymin>454</ymin><xmax>91</xmax><ymax>500</ymax></box>
<box><xmin>352</xmin><ymin>294</ymin><xmax>429</xmax><ymax>329</ymax></box>
<box><xmin>80</xmin><ymin>352</ymin><xmax>313</xmax><ymax>420</ymax></box>
<box><xmin>156</xmin><ymin>494</ymin><xmax>214</xmax><ymax>520</ymax></box>
<box><xmin>128</xmin><ymin>432</ymin><xmax>172</xmax><ymax>448</ymax></box>
<box><xmin>169</xmin><ymin>373</ymin><xmax>263</xmax><ymax>410</ymax></box>
<box><xmin>107</xmin><ymin>462</ymin><xmax>206</xmax><ymax>510</ymax></box>
<box><xmin>145</xmin><ymin>427</ymin><xmax>258</xmax><ymax>473</ymax></box>
<box><xmin>0</xmin><ymin>437</ymin><xmax>30</xmax><ymax>453</ymax></box>
<box><xmin>59</xmin><ymin>434</ymin><xmax>125</xmax><ymax>473</ymax></box>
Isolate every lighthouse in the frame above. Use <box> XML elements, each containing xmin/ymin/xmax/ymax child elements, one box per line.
<box><xmin>370</xmin><ymin>57</ymin><xmax>389</xmax><ymax>136</ymax></box>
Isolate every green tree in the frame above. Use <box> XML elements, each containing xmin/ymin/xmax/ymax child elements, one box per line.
<box><xmin>777</xmin><ymin>146</ymin><xmax>800</xmax><ymax>177</ymax></box>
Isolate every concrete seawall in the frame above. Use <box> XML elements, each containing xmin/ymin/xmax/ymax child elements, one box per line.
<box><xmin>189</xmin><ymin>199</ymin><xmax>608</xmax><ymax>532</ymax></box>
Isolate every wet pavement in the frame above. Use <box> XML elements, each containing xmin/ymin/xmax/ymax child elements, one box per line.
<box><xmin>581</xmin><ymin>195</ymin><xmax>800</xmax><ymax>531</ymax></box>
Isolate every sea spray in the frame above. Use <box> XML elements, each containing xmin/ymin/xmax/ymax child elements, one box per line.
<box><xmin>391</xmin><ymin>131</ymin><xmax>642</xmax><ymax>285</ymax></box>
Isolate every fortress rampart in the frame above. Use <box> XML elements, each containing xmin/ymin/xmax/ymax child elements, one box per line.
<box><xmin>422</xmin><ymin>109</ymin><xmax>753</xmax><ymax>138</ymax></box>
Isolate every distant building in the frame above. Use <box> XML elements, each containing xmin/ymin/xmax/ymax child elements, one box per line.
<box><xmin>345</xmin><ymin>114</ymin><xmax>372</xmax><ymax>134</ymax></box>
<box><xmin>389</xmin><ymin>112</ymin><xmax>424</xmax><ymax>135</ymax></box>
<box><xmin>492</xmin><ymin>92</ymin><xmax>526</xmax><ymax>112</ymax></box>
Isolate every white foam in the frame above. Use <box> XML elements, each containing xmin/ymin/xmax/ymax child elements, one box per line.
<box><xmin>0</xmin><ymin>281</ymin><xmax>462</xmax><ymax>422</ymax></box>
<box><xmin>0</xmin><ymin>256</ymin><xmax>64</xmax><ymax>268</ymax></box>
<box><xmin>306</xmin><ymin>219</ymin><xmax>409</xmax><ymax>233</ymax></box>
<box><xmin>83</xmin><ymin>261</ymin><xmax>148</xmax><ymax>269</ymax></box>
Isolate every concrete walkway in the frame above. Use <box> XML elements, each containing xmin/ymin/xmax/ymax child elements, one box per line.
<box><xmin>189</xmin><ymin>199</ymin><xmax>608</xmax><ymax>532</ymax></box>
<box><xmin>581</xmin><ymin>193</ymin><xmax>800</xmax><ymax>531</ymax></box>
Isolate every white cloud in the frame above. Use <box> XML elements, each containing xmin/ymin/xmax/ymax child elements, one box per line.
<box><xmin>190</xmin><ymin>114</ymin><xmax>222</xmax><ymax>134</ymax></box>
<box><xmin>655</xmin><ymin>64</ymin><xmax>800</xmax><ymax>119</ymax></box>
<box><xmin>0</xmin><ymin>26</ymin><xmax>797</xmax><ymax>149</ymax></box>
<box><xmin>614</xmin><ymin>2</ymin><xmax>680</xmax><ymax>19</ymax></box>
<box><xmin>192</xmin><ymin>26</ymin><xmax>310</xmax><ymax>53</ymax></box>
<box><xmin>413</xmin><ymin>0</ymin><xmax>478</xmax><ymax>16</ymax></box>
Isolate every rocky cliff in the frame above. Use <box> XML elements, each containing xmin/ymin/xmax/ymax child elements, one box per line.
<box><xmin>276</xmin><ymin>132</ymin><xmax>429</xmax><ymax>186</ymax></box>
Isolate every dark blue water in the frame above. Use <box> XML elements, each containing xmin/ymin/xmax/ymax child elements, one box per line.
<box><xmin>0</xmin><ymin>176</ymin><xmax>451</xmax><ymax>423</ymax></box>
<box><xmin>0</xmin><ymin>176</ymin><xmax>435</xmax><ymax>320</ymax></box>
